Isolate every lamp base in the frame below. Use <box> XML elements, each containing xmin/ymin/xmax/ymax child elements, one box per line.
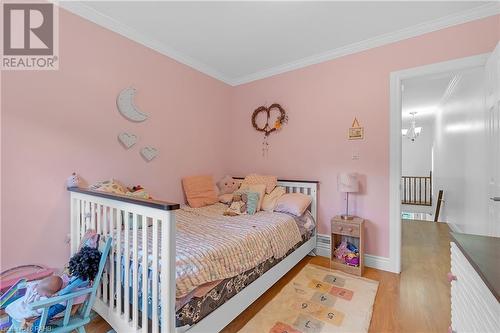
<box><xmin>340</xmin><ymin>214</ymin><xmax>355</xmax><ymax>220</ymax></box>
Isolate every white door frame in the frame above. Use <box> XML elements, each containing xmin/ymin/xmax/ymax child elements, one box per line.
<box><xmin>389</xmin><ymin>53</ymin><xmax>490</xmax><ymax>273</ymax></box>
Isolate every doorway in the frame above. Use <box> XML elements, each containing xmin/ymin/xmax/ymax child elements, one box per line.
<box><xmin>389</xmin><ymin>48</ymin><xmax>499</xmax><ymax>273</ymax></box>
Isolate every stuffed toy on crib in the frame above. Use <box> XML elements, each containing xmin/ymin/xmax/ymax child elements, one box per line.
<box><xmin>4</xmin><ymin>231</ymin><xmax>102</xmax><ymax>332</ymax></box>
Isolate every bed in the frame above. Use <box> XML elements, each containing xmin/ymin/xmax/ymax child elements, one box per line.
<box><xmin>68</xmin><ymin>179</ymin><xmax>318</xmax><ymax>333</ymax></box>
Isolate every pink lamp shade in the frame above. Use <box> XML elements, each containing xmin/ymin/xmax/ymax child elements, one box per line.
<box><xmin>338</xmin><ymin>173</ymin><xmax>359</xmax><ymax>193</ymax></box>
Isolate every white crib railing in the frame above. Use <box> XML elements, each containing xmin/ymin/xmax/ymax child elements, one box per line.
<box><xmin>69</xmin><ymin>179</ymin><xmax>318</xmax><ymax>333</ymax></box>
<box><xmin>69</xmin><ymin>188</ymin><xmax>179</xmax><ymax>333</ymax></box>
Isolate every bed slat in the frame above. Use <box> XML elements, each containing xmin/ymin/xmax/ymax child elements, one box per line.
<box><xmin>124</xmin><ymin>211</ymin><xmax>130</xmax><ymax>322</ymax></box>
<box><xmin>102</xmin><ymin>205</ymin><xmax>108</xmax><ymax>304</ymax></box>
<box><xmin>152</xmin><ymin>219</ymin><xmax>159</xmax><ymax>333</ymax></box>
<box><xmin>109</xmin><ymin>207</ymin><xmax>115</xmax><ymax>311</ymax></box>
<box><xmin>132</xmin><ymin>213</ymin><xmax>139</xmax><ymax>329</ymax></box>
<box><xmin>116</xmin><ymin>209</ymin><xmax>122</xmax><ymax>315</ymax></box>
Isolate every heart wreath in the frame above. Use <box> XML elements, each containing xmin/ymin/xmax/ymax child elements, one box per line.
<box><xmin>251</xmin><ymin>103</ymin><xmax>288</xmax><ymax>156</ymax></box>
<box><xmin>251</xmin><ymin>103</ymin><xmax>288</xmax><ymax>136</ymax></box>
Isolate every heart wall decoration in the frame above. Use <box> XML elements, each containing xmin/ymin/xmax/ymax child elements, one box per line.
<box><xmin>140</xmin><ymin>146</ymin><xmax>158</xmax><ymax>162</ymax></box>
<box><xmin>251</xmin><ymin>103</ymin><xmax>288</xmax><ymax>156</ymax></box>
<box><xmin>118</xmin><ymin>132</ymin><xmax>138</xmax><ymax>149</ymax></box>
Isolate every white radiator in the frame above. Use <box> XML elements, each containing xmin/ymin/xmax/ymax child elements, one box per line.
<box><xmin>450</xmin><ymin>242</ymin><xmax>500</xmax><ymax>332</ymax></box>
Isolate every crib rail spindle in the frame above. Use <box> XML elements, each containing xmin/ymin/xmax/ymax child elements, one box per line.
<box><xmin>124</xmin><ymin>211</ymin><xmax>131</xmax><ymax>322</ymax></box>
<box><xmin>132</xmin><ymin>213</ymin><xmax>139</xmax><ymax>329</ymax></box>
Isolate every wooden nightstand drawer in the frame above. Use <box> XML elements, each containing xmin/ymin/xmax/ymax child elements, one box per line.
<box><xmin>331</xmin><ymin>222</ymin><xmax>359</xmax><ymax>237</ymax></box>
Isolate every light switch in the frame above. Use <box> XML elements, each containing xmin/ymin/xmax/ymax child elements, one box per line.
<box><xmin>352</xmin><ymin>152</ymin><xmax>360</xmax><ymax>160</ymax></box>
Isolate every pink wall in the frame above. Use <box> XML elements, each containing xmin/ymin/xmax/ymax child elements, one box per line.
<box><xmin>1</xmin><ymin>9</ymin><xmax>231</xmax><ymax>270</ymax></box>
<box><xmin>228</xmin><ymin>15</ymin><xmax>499</xmax><ymax>257</ymax></box>
<box><xmin>1</xmin><ymin>9</ymin><xmax>498</xmax><ymax>270</ymax></box>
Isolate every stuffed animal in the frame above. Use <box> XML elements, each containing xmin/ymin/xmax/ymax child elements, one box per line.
<box><xmin>126</xmin><ymin>185</ymin><xmax>152</xmax><ymax>199</ymax></box>
<box><xmin>333</xmin><ymin>240</ymin><xmax>349</xmax><ymax>260</ymax></box>
<box><xmin>66</xmin><ymin>172</ymin><xmax>81</xmax><ymax>188</ymax></box>
<box><xmin>217</xmin><ymin>176</ymin><xmax>240</xmax><ymax>203</ymax></box>
<box><xmin>224</xmin><ymin>192</ymin><xmax>248</xmax><ymax>216</ymax></box>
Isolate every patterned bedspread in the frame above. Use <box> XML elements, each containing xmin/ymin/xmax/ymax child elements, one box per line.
<box><xmin>120</xmin><ymin>203</ymin><xmax>303</xmax><ymax>298</ymax></box>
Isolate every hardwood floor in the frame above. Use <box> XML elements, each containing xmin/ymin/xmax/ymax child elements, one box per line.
<box><xmin>87</xmin><ymin>220</ymin><xmax>451</xmax><ymax>333</ymax></box>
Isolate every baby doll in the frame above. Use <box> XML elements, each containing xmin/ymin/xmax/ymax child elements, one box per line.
<box><xmin>6</xmin><ymin>230</ymin><xmax>102</xmax><ymax>330</ymax></box>
<box><xmin>5</xmin><ymin>275</ymin><xmax>63</xmax><ymax>323</ymax></box>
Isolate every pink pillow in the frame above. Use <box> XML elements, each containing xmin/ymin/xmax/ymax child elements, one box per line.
<box><xmin>241</xmin><ymin>174</ymin><xmax>277</xmax><ymax>194</ymax></box>
<box><xmin>182</xmin><ymin>175</ymin><xmax>218</xmax><ymax>208</ymax></box>
<box><xmin>274</xmin><ymin>193</ymin><xmax>312</xmax><ymax>216</ymax></box>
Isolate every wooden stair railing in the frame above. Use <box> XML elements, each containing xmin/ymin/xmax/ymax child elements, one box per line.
<box><xmin>434</xmin><ymin>190</ymin><xmax>444</xmax><ymax>222</ymax></box>
<box><xmin>401</xmin><ymin>171</ymin><xmax>432</xmax><ymax>206</ymax></box>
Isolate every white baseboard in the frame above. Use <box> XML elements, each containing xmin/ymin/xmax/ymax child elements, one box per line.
<box><xmin>316</xmin><ymin>234</ymin><xmax>393</xmax><ymax>272</ymax></box>
<box><xmin>447</xmin><ymin>223</ymin><xmax>463</xmax><ymax>233</ymax></box>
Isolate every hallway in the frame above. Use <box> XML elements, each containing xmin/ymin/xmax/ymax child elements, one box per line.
<box><xmin>398</xmin><ymin>220</ymin><xmax>451</xmax><ymax>333</ymax></box>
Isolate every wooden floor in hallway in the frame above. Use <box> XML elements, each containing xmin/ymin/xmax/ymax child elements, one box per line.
<box><xmin>87</xmin><ymin>220</ymin><xmax>451</xmax><ymax>333</ymax></box>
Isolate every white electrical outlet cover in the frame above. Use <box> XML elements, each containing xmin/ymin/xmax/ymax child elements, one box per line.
<box><xmin>140</xmin><ymin>146</ymin><xmax>158</xmax><ymax>162</ymax></box>
<box><xmin>118</xmin><ymin>132</ymin><xmax>138</xmax><ymax>149</ymax></box>
<box><xmin>117</xmin><ymin>87</ymin><xmax>148</xmax><ymax>122</ymax></box>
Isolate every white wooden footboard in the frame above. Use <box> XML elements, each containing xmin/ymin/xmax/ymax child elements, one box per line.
<box><xmin>69</xmin><ymin>188</ymin><xmax>179</xmax><ymax>333</ymax></box>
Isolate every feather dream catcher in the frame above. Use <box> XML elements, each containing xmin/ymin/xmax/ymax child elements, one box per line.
<box><xmin>251</xmin><ymin>103</ymin><xmax>288</xmax><ymax>156</ymax></box>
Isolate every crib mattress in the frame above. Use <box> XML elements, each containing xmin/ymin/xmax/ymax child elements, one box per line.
<box><xmin>176</xmin><ymin>229</ymin><xmax>314</xmax><ymax>327</ymax></box>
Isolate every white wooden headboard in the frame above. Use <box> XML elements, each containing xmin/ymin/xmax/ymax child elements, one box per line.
<box><xmin>235</xmin><ymin>178</ymin><xmax>319</xmax><ymax>222</ymax></box>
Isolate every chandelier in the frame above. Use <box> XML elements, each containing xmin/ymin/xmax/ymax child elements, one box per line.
<box><xmin>402</xmin><ymin>112</ymin><xmax>422</xmax><ymax>142</ymax></box>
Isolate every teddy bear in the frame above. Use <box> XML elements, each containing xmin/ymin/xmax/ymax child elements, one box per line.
<box><xmin>224</xmin><ymin>192</ymin><xmax>248</xmax><ymax>216</ymax></box>
<box><xmin>216</xmin><ymin>175</ymin><xmax>240</xmax><ymax>204</ymax></box>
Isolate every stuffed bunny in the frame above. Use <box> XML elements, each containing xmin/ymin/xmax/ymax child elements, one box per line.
<box><xmin>217</xmin><ymin>175</ymin><xmax>240</xmax><ymax>203</ymax></box>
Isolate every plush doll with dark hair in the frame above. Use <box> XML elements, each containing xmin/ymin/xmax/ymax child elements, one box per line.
<box><xmin>68</xmin><ymin>246</ymin><xmax>102</xmax><ymax>282</ymax></box>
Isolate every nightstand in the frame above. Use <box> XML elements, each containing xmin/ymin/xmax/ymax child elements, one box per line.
<box><xmin>330</xmin><ymin>216</ymin><xmax>365</xmax><ymax>276</ymax></box>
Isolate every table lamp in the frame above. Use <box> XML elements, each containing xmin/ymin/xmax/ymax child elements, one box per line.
<box><xmin>338</xmin><ymin>173</ymin><xmax>359</xmax><ymax>220</ymax></box>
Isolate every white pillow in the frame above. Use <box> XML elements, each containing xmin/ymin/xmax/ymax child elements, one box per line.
<box><xmin>274</xmin><ymin>193</ymin><xmax>312</xmax><ymax>216</ymax></box>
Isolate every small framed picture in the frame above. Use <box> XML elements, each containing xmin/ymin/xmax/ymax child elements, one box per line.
<box><xmin>348</xmin><ymin>117</ymin><xmax>364</xmax><ymax>140</ymax></box>
<box><xmin>348</xmin><ymin>127</ymin><xmax>364</xmax><ymax>140</ymax></box>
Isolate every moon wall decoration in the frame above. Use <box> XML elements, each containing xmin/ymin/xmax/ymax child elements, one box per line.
<box><xmin>116</xmin><ymin>87</ymin><xmax>148</xmax><ymax>122</ymax></box>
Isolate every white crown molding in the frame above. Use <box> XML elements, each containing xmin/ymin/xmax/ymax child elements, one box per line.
<box><xmin>59</xmin><ymin>2</ymin><xmax>499</xmax><ymax>87</ymax></box>
<box><xmin>316</xmin><ymin>234</ymin><xmax>394</xmax><ymax>273</ymax></box>
<box><xmin>58</xmin><ymin>1</ymin><xmax>234</xmax><ymax>86</ymax></box>
<box><xmin>233</xmin><ymin>3</ymin><xmax>500</xmax><ymax>85</ymax></box>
